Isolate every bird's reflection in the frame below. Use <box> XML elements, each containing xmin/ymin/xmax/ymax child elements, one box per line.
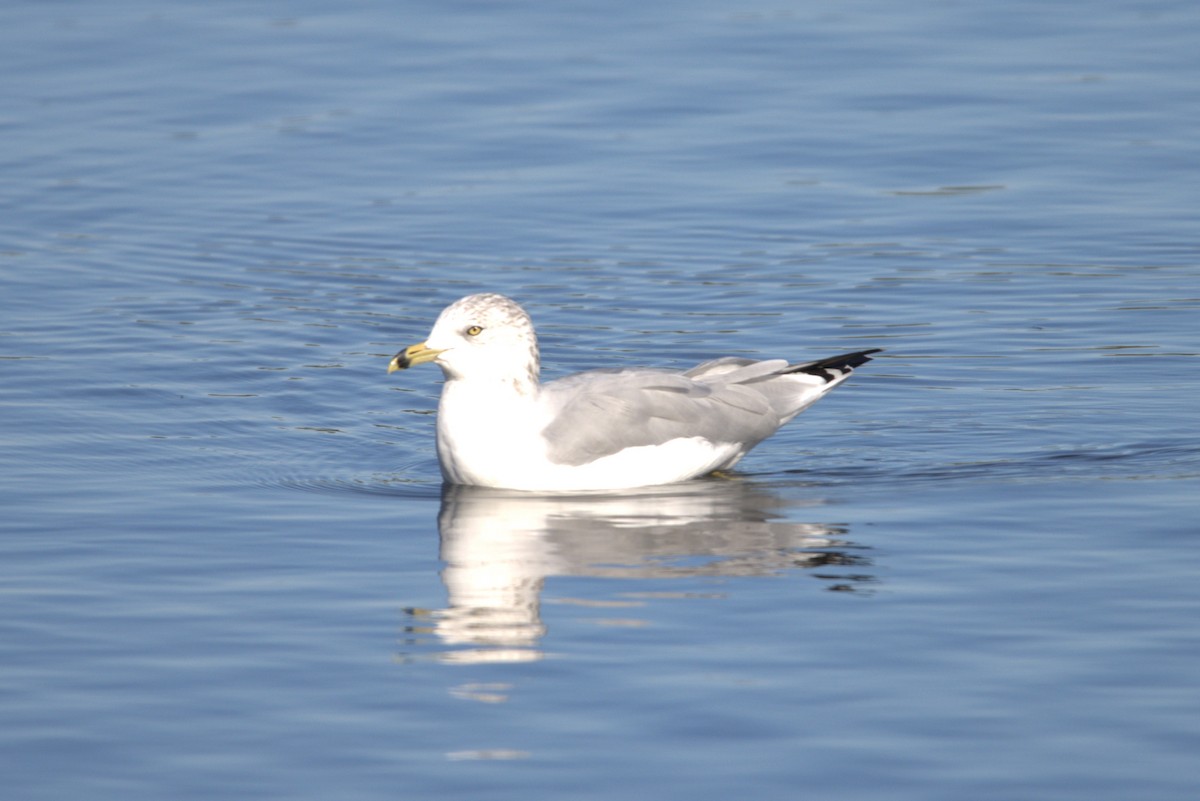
<box><xmin>404</xmin><ymin>479</ymin><xmax>874</xmax><ymax>664</ymax></box>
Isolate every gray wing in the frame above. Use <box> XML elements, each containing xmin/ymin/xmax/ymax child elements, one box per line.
<box><xmin>538</xmin><ymin>367</ymin><xmax>782</xmax><ymax>466</ymax></box>
<box><xmin>539</xmin><ymin>349</ymin><xmax>882</xmax><ymax>466</ymax></box>
<box><xmin>687</xmin><ymin>349</ymin><xmax>883</xmax><ymax>424</ymax></box>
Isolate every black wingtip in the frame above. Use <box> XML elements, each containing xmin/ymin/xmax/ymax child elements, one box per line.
<box><xmin>787</xmin><ymin>348</ymin><xmax>883</xmax><ymax>382</ymax></box>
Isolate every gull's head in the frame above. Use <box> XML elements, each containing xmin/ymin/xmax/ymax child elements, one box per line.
<box><xmin>388</xmin><ymin>293</ymin><xmax>540</xmax><ymax>386</ymax></box>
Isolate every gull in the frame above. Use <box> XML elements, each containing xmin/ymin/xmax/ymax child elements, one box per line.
<box><xmin>388</xmin><ymin>293</ymin><xmax>879</xmax><ymax>491</ymax></box>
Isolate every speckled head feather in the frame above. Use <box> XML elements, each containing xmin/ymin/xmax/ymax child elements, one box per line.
<box><xmin>426</xmin><ymin>293</ymin><xmax>541</xmax><ymax>386</ymax></box>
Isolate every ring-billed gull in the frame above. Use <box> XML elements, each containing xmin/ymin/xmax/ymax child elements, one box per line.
<box><xmin>388</xmin><ymin>293</ymin><xmax>880</xmax><ymax>491</ymax></box>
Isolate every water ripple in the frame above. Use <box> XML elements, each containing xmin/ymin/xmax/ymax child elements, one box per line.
<box><xmin>255</xmin><ymin>464</ymin><xmax>442</xmax><ymax>500</ymax></box>
<box><xmin>783</xmin><ymin>438</ymin><xmax>1200</xmax><ymax>487</ymax></box>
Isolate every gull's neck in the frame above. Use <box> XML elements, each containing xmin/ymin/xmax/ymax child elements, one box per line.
<box><xmin>439</xmin><ymin>360</ymin><xmax>540</xmax><ymax>399</ymax></box>
<box><xmin>435</xmin><ymin>367</ymin><xmax>543</xmax><ymax>486</ymax></box>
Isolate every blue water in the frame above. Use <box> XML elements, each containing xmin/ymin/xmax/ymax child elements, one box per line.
<box><xmin>3</xmin><ymin>1</ymin><xmax>1199</xmax><ymax>799</ymax></box>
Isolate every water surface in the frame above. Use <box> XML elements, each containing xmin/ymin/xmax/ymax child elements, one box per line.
<box><xmin>2</xmin><ymin>1</ymin><xmax>1198</xmax><ymax>799</ymax></box>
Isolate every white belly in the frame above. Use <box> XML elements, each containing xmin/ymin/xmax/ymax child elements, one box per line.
<box><xmin>434</xmin><ymin>380</ymin><xmax>746</xmax><ymax>491</ymax></box>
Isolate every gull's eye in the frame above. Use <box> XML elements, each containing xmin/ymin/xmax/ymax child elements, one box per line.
<box><xmin>466</xmin><ymin>325</ymin><xmax>483</xmax><ymax>337</ymax></box>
